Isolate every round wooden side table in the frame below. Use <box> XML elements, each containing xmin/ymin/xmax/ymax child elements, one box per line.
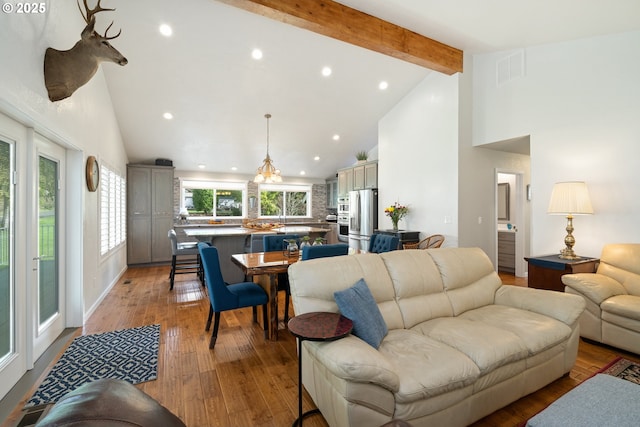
<box><xmin>288</xmin><ymin>312</ymin><xmax>353</xmax><ymax>427</ymax></box>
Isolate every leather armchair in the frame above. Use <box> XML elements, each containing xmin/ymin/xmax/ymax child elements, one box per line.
<box><xmin>562</xmin><ymin>243</ymin><xmax>640</xmax><ymax>354</ymax></box>
<box><xmin>35</xmin><ymin>378</ymin><xmax>186</xmax><ymax>426</ymax></box>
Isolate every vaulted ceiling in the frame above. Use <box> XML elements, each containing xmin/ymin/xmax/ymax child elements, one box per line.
<box><xmin>100</xmin><ymin>0</ymin><xmax>640</xmax><ymax>179</ymax></box>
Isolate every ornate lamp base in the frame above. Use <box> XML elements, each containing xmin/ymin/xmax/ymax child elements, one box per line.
<box><xmin>558</xmin><ymin>214</ymin><xmax>582</xmax><ymax>260</ymax></box>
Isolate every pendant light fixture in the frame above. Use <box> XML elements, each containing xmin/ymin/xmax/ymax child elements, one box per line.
<box><xmin>254</xmin><ymin>113</ymin><xmax>282</xmax><ymax>183</ymax></box>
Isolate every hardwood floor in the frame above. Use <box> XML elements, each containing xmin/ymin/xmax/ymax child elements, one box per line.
<box><xmin>3</xmin><ymin>269</ymin><xmax>639</xmax><ymax>427</ymax></box>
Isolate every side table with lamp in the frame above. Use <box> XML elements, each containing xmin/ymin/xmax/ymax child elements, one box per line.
<box><xmin>528</xmin><ymin>181</ymin><xmax>598</xmax><ymax>292</ymax></box>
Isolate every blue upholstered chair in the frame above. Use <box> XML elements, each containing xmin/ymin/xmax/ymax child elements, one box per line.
<box><xmin>263</xmin><ymin>234</ymin><xmax>300</xmax><ymax>252</ymax></box>
<box><xmin>301</xmin><ymin>243</ymin><xmax>349</xmax><ymax>260</ymax></box>
<box><xmin>167</xmin><ymin>229</ymin><xmax>202</xmax><ymax>290</ymax></box>
<box><xmin>262</xmin><ymin>234</ymin><xmax>298</xmax><ymax>323</ymax></box>
<box><xmin>198</xmin><ymin>242</ymin><xmax>268</xmax><ymax>349</ymax></box>
<box><xmin>368</xmin><ymin>234</ymin><xmax>400</xmax><ymax>253</ymax></box>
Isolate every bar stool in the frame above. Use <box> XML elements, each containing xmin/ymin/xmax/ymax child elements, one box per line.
<box><xmin>168</xmin><ymin>229</ymin><xmax>202</xmax><ymax>290</ymax></box>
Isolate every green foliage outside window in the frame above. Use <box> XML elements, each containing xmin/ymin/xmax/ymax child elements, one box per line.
<box><xmin>260</xmin><ymin>190</ymin><xmax>308</xmax><ymax>217</ymax></box>
<box><xmin>191</xmin><ymin>189</ymin><xmax>213</xmax><ymax>214</ymax></box>
<box><xmin>260</xmin><ymin>191</ymin><xmax>282</xmax><ymax>216</ymax></box>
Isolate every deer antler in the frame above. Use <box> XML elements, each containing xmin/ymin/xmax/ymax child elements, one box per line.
<box><xmin>103</xmin><ymin>21</ymin><xmax>122</xmax><ymax>40</ymax></box>
<box><xmin>77</xmin><ymin>0</ymin><xmax>121</xmax><ymax>39</ymax></box>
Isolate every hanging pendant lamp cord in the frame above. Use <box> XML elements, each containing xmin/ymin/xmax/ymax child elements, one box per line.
<box><xmin>265</xmin><ymin>113</ymin><xmax>271</xmax><ymax>157</ymax></box>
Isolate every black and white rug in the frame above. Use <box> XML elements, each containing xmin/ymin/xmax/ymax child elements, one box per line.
<box><xmin>26</xmin><ymin>324</ymin><xmax>160</xmax><ymax>407</ymax></box>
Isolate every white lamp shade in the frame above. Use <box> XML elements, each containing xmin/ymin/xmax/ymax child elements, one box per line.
<box><xmin>548</xmin><ymin>181</ymin><xmax>594</xmax><ymax>215</ymax></box>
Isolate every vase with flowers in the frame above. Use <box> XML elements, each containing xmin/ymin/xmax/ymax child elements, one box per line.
<box><xmin>384</xmin><ymin>202</ymin><xmax>409</xmax><ymax>231</ymax></box>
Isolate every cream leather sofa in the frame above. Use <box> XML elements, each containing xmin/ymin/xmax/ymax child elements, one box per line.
<box><xmin>287</xmin><ymin>247</ymin><xmax>586</xmax><ymax>427</ymax></box>
<box><xmin>562</xmin><ymin>243</ymin><xmax>640</xmax><ymax>354</ymax></box>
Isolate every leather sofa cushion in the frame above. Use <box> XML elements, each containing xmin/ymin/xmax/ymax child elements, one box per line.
<box><xmin>412</xmin><ymin>317</ymin><xmax>528</xmax><ymax>375</ymax></box>
<box><xmin>459</xmin><ymin>305</ymin><xmax>571</xmax><ymax>356</ymax></box>
<box><xmin>601</xmin><ymin>295</ymin><xmax>640</xmax><ymax>319</ymax></box>
<box><xmin>597</xmin><ymin>244</ymin><xmax>640</xmax><ymax>295</ymax></box>
<box><xmin>601</xmin><ymin>295</ymin><xmax>640</xmax><ymax>328</ymax></box>
<box><xmin>379</xmin><ymin>330</ymin><xmax>479</xmax><ymax>403</ymax></box>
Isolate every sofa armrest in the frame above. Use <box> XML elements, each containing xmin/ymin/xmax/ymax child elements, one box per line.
<box><xmin>494</xmin><ymin>285</ymin><xmax>585</xmax><ymax>326</ymax></box>
<box><xmin>561</xmin><ymin>273</ymin><xmax>627</xmax><ymax>304</ymax></box>
<box><xmin>305</xmin><ymin>335</ymin><xmax>400</xmax><ymax>393</ymax></box>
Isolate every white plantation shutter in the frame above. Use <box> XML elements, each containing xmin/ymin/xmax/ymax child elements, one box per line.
<box><xmin>100</xmin><ymin>164</ymin><xmax>126</xmax><ymax>256</ymax></box>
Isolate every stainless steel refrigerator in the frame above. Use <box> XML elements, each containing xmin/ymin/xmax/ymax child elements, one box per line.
<box><xmin>348</xmin><ymin>189</ymin><xmax>378</xmax><ymax>251</ymax></box>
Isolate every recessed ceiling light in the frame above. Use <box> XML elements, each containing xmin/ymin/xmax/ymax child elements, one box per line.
<box><xmin>379</xmin><ymin>81</ymin><xmax>389</xmax><ymax>90</ymax></box>
<box><xmin>314</xmin><ymin>156</ymin><xmax>320</xmax><ymax>161</ymax></box>
<box><xmin>159</xmin><ymin>24</ymin><xmax>173</xmax><ymax>37</ymax></box>
<box><xmin>321</xmin><ymin>66</ymin><xmax>332</xmax><ymax>77</ymax></box>
<box><xmin>332</xmin><ymin>134</ymin><xmax>340</xmax><ymax>141</ymax></box>
<box><xmin>251</xmin><ymin>48</ymin><xmax>263</xmax><ymax>60</ymax></box>
<box><xmin>300</xmin><ymin>171</ymin><xmax>306</xmax><ymax>175</ymax></box>
<box><xmin>198</xmin><ymin>164</ymin><xmax>205</xmax><ymax>169</ymax></box>
<box><xmin>231</xmin><ymin>166</ymin><xmax>237</xmax><ymax>171</ymax></box>
<box><xmin>163</xmin><ymin>112</ymin><xmax>173</xmax><ymax>120</ymax></box>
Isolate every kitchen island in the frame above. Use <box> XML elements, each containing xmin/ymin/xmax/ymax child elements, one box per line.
<box><xmin>183</xmin><ymin>225</ymin><xmax>330</xmax><ymax>283</ymax></box>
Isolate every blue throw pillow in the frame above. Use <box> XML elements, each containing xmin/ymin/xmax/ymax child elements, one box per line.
<box><xmin>334</xmin><ymin>278</ymin><xmax>388</xmax><ymax>348</ymax></box>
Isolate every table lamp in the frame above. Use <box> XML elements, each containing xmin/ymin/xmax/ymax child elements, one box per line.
<box><xmin>547</xmin><ymin>181</ymin><xmax>593</xmax><ymax>259</ymax></box>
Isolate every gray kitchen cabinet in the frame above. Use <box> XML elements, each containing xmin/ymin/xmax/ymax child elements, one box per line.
<box><xmin>337</xmin><ymin>169</ymin><xmax>351</xmax><ymax>197</ymax></box>
<box><xmin>364</xmin><ymin>162</ymin><xmax>377</xmax><ymax>189</ymax></box>
<box><xmin>127</xmin><ymin>164</ymin><xmax>175</xmax><ymax>265</ymax></box>
<box><xmin>353</xmin><ymin>165</ymin><xmax>365</xmax><ymax>190</ymax></box>
<box><xmin>338</xmin><ymin>161</ymin><xmax>377</xmax><ymax>195</ymax></box>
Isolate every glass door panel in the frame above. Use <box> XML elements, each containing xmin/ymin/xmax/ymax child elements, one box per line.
<box><xmin>32</xmin><ymin>137</ymin><xmax>65</xmax><ymax>361</ymax></box>
<box><xmin>0</xmin><ymin>139</ymin><xmax>12</xmax><ymax>364</ymax></box>
<box><xmin>38</xmin><ymin>156</ymin><xmax>59</xmax><ymax>326</ymax></box>
<box><xmin>0</xmin><ymin>113</ymin><xmax>26</xmax><ymax>401</ymax></box>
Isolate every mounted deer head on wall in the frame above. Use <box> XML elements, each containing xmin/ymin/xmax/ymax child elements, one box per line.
<box><xmin>44</xmin><ymin>0</ymin><xmax>128</xmax><ymax>102</ymax></box>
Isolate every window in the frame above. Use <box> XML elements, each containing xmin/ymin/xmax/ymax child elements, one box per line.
<box><xmin>259</xmin><ymin>184</ymin><xmax>311</xmax><ymax>218</ymax></box>
<box><xmin>100</xmin><ymin>164</ymin><xmax>126</xmax><ymax>256</ymax></box>
<box><xmin>181</xmin><ymin>180</ymin><xmax>246</xmax><ymax>218</ymax></box>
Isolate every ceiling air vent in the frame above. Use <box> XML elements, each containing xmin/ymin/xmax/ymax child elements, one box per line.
<box><xmin>496</xmin><ymin>50</ymin><xmax>525</xmax><ymax>87</ymax></box>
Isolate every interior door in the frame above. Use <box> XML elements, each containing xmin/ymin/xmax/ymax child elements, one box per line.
<box><xmin>32</xmin><ymin>137</ymin><xmax>66</xmax><ymax>360</ymax></box>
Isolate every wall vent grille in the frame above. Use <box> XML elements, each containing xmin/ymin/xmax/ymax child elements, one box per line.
<box><xmin>496</xmin><ymin>50</ymin><xmax>525</xmax><ymax>86</ymax></box>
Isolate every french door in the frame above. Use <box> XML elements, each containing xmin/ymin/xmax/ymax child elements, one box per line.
<box><xmin>0</xmin><ymin>112</ymin><xmax>71</xmax><ymax>400</ymax></box>
<box><xmin>32</xmin><ymin>136</ymin><xmax>66</xmax><ymax>361</ymax></box>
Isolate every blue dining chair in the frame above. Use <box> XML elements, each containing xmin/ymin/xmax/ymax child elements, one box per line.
<box><xmin>368</xmin><ymin>234</ymin><xmax>400</xmax><ymax>253</ymax></box>
<box><xmin>198</xmin><ymin>242</ymin><xmax>268</xmax><ymax>349</ymax></box>
<box><xmin>263</xmin><ymin>234</ymin><xmax>298</xmax><ymax>323</ymax></box>
<box><xmin>301</xmin><ymin>243</ymin><xmax>349</xmax><ymax>260</ymax></box>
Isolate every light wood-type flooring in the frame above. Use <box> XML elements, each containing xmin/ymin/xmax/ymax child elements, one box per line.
<box><xmin>3</xmin><ymin>267</ymin><xmax>639</xmax><ymax>427</ymax></box>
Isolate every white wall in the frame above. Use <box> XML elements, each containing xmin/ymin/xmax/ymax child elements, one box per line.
<box><xmin>0</xmin><ymin>1</ymin><xmax>129</xmax><ymax>320</ymax></box>
<box><xmin>379</xmin><ymin>72</ymin><xmax>459</xmax><ymax>245</ymax></box>
<box><xmin>472</xmin><ymin>31</ymin><xmax>640</xmax><ymax>258</ymax></box>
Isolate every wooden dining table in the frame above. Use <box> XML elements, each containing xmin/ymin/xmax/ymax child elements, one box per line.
<box><xmin>231</xmin><ymin>250</ymin><xmax>301</xmax><ymax>341</ymax></box>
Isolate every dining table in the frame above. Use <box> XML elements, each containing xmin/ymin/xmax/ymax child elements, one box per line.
<box><xmin>231</xmin><ymin>250</ymin><xmax>302</xmax><ymax>341</ymax></box>
<box><xmin>185</xmin><ymin>225</ymin><xmax>330</xmax><ymax>284</ymax></box>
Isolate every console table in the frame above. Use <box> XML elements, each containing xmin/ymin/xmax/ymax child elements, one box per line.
<box><xmin>525</xmin><ymin>254</ymin><xmax>599</xmax><ymax>292</ymax></box>
<box><xmin>374</xmin><ymin>230</ymin><xmax>420</xmax><ymax>250</ymax></box>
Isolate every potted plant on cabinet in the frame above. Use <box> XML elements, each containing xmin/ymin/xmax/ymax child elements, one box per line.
<box><xmin>355</xmin><ymin>151</ymin><xmax>368</xmax><ymax>163</ymax></box>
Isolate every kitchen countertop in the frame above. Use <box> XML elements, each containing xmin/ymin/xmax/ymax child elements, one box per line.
<box><xmin>184</xmin><ymin>226</ymin><xmax>330</xmax><ymax>238</ymax></box>
<box><xmin>175</xmin><ymin>221</ymin><xmax>334</xmax><ymax>228</ymax></box>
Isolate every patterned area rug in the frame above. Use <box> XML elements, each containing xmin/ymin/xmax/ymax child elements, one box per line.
<box><xmin>26</xmin><ymin>324</ymin><xmax>160</xmax><ymax>408</ymax></box>
<box><xmin>598</xmin><ymin>357</ymin><xmax>640</xmax><ymax>385</ymax></box>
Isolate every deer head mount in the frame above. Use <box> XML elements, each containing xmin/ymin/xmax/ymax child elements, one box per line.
<box><xmin>44</xmin><ymin>0</ymin><xmax>128</xmax><ymax>102</ymax></box>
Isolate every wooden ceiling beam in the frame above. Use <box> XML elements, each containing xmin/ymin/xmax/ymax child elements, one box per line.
<box><xmin>217</xmin><ymin>0</ymin><xmax>463</xmax><ymax>75</ymax></box>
